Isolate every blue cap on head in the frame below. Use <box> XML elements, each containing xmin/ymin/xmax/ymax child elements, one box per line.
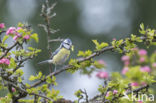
<box><xmin>63</xmin><ymin>38</ymin><xmax>72</xmax><ymax>45</ymax></box>
<box><xmin>61</xmin><ymin>38</ymin><xmax>72</xmax><ymax>50</ymax></box>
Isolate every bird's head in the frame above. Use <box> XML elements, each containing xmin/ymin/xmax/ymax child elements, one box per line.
<box><xmin>61</xmin><ymin>38</ymin><xmax>73</xmax><ymax>50</ymax></box>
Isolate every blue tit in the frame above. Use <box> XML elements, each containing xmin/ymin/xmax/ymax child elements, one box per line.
<box><xmin>38</xmin><ymin>38</ymin><xmax>73</xmax><ymax>71</ymax></box>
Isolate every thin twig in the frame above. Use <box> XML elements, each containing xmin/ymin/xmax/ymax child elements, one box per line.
<box><xmin>39</xmin><ymin>0</ymin><xmax>58</xmax><ymax>73</ymax></box>
<box><xmin>80</xmin><ymin>89</ymin><xmax>89</xmax><ymax>103</ymax></box>
<box><xmin>48</xmin><ymin>38</ymin><xmax>64</xmax><ymax>43</ymax></box>
<box><xmin>0</xmin><ymin>30</ymin><xmax>6</xmax><ymax>35</ymax></box>
<box><xmin>13</xmin><ymin>57</ymin><xmax>32</xmax><ymax>72</ymax></box>
<box><xmin>7</xmin><ymin>81</ymin><xmax>53</xmax><ymax>101</ymax></box>
<box><xmin>0</xmin><ymin>41</ymin><xmax>19</xmax><ymax>59</ymax></box>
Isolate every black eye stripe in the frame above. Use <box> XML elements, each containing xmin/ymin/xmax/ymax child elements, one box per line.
<box><xmin>64</xmin><ymin>42</ymin><xmax>70</xmax><ymax>45</ymax></box>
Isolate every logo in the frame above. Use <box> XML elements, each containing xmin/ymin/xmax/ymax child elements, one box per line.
<box><xmin>123</xmin><ymin>91</ymin><xmax>154</xmax><ymax>102</ymax></box>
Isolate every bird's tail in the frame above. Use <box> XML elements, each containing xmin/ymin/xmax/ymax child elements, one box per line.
<box><xmin>37</xmin><ymin>60</ymin><xmax>52</xmax><ymax>65</ymax></box>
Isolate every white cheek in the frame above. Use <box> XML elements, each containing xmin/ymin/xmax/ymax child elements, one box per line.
<box><xmin>63</xmin><ymin>44</ymin><xmax>70</xmax><ymax>49</ymax></box>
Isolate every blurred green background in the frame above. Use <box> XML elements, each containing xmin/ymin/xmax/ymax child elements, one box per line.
<box><xmin>0</xmin><ymin>0</ymin><xmax>156</xmax><ymax>100</ymax></box>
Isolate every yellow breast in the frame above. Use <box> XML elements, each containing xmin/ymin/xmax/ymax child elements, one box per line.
<box><xmin>52</xmin><ymin>48</ymin><xmax>70</xmax><ymax>65</ymax></box>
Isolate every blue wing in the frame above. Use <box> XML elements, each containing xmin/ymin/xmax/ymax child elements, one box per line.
<box><xmin>38</xmin><ymin>46</ymin><xmax>62</xmax><ymax>65</ymax></box>
<box><xmin>38</xmin><ymin>46</ymin><xmax>61</xmax><ymax>65</ymax></box>
<box><xmin>50</xmin><ymin>47</ymin><xmax>61</xmax><ymax>59</ymax></box>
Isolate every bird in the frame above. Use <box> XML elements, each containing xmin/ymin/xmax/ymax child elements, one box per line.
<box><xmin>38</xmin><ymin>38</ymin><xmax>73</xmax><ymax>72</ymax></box>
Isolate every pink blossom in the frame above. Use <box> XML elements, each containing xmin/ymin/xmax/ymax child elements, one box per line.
<box><xmin>138</xmin><ymin>49</ymin><xmax>147</xmax><ymax>56</ymax></box>
<box><xmin>106</xmin><ymin>92</ymin><xmax>110</xmax><ymax>97</ymax></box>
<box><xmin>96</xmin><ymin>71</ymin><xmax>109</xmax><ymax>79</ymax></box>
<box><xmin>12</xmin><ymin>88</ymin><xmax>16</xmax><ymax>92</ymax></box>
<box><xmin>15</xmin><ymin>27</ymin><xmax>23</xmax><ymax>37</ymax></box>
<box><xmin>16</xmin><ymin>27</ymin><xmax>22</xmax><ymax>31</ymax></box>
<box><xmin>131</xmin><ymin>82</ymin><xmax>139</xmax><ymax>87</ymax></box>
<box><xmin>13</xmin><ymin>32</ymin><xmax>22</xmax><ymax>41</ymax></box>
<box><xmin>124</xmin><ymin>61</ymin><xmax>130</xmax><ymax>66</ymax></box>
<box><xmin>121</xmin><ymin>55</ymin><xmax>129</xmax><ymax>61</ymax></box>
<box><xmin>0</xmin><ymin>59</ymin><xmax>5</xmax><ymax>64</ymax></box>
<box><xmin>140</xmin><ymin>66</ymin><xmax>151</xmax><ymax>72</ymax></box>
<box><xmin>23</xmin><ymin>35</ymin><xmax>30</xmax><ymax>40</ymax></box>
<box><xmin>0</xmin><ymin>23</ymin><xmax>5</xmax><ymax>29</ymax></box>
<box><xmin>0</xmin><ymin>58</ymin><xmax>10</xmax><ymax>65</ymax></box>
<box><xmin>138</xmin><ymin>100</ymin><xmax>143</xmax><ymax>103</ymax></box>
<box><xmin>112</xmin><ymin>38</ymin><xmax>116</xmax><ymax>40</ymax></box>
<box><xmin>141</xmin><ymin>82</ymin><xmax>147</xmax><ymax>86</ymax></box>
<box><xmin>6</xmin><ymin>27</ymin><xmax>16</xmax><ymax>35</ymax></box>
<box><xmin>15</xmin><ymin>32</ymin><xmax>22</xmax><ymax>37</ymax></box>
<box><xmin>13</xmin><ymin>36</ymin><xmax>18</xmax><ymax>40</ymax></box>
<box><xmin>5</xmin><ymin>59</ymin><xmax>10</xmax><ymax>65</ymax></box>
<box><xmin>125</xmin><ymin>89</ymin><xmax>130</xmax><ymax>93</ymax></box>
<box><xmin>97</xmin><ymin>59</ymin><xmax>106</xmax><ymax>66</ymax></box>
<box><xmin>113</xmin><ymin>90</ymin><xmax>118</xmax><ymax>94</ymax></box>
<box><xmin>139</xmin><ymin>57</ymin><xmax>145</xmax><ymax>63</ymax></box>
<box><xmin>152</xmin><ymin>63</ymin><xmax>156</xmax><ymax>68</ymax></box>
<box><xmin>122</xmin><ymin>67</ymin><xmax>129</xmax><ymax>75</ymax></box>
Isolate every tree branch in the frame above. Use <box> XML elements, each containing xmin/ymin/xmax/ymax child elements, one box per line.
<box><xmin>31</xmin><ymin>36</ymin><xmax>149</xmax><ymax>88</ymax></box>
<box><xmin>7</xmin><ymin>81</ymin><xmax>53</xmax><ymax>101</ymax></box>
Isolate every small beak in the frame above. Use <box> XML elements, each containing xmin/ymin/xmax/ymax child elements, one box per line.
<box><xmin>71</xmin><ymin>45</ymin><xmax>74</xmax><ymax>51</ymax></box>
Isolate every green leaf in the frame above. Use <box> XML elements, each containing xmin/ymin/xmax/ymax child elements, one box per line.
<box><xmin>41</xmin><ymin>84</ymin><xmax>48</xmax><ymax>92</ymax></box>
<box><xmin>77</xmin><ymin>51</ymin><xmax>84</xmax><ymax>57</ymax></box>
<box><xmin>139</xmin><ymin>30</ymin><xmax>146</xmax><ymax>34</ymax></box>
<box><xmin>47</xmin><ymin>88</ymin><xmax>60</xmax><ymax>100</ymax></box>
<box><xmin>77</xmin><ymin>50</ymin><xmax>92</xmax><ymax>57</ymax></box>
<box><xmin>18</xmin><ymin>77</ymin><xmax>22</xmax><ymax>82</ymax></box>
<box><xmin>28</xmin><ymin>47</ymin><xmax>35</xmax><ymax>51</ymax></box>
<box><xmin>117</xmin><ymin>39</ymin><xmax>123</xmax><ymax>46</ymax></box>
<box><xmin>98</xmin><ymin>85</ymin><xmax>107</xmax><ymax>94</ymax></box>
<box><xmin>100</xmin><ymin>42</ymin><xmax>109</xmax><ymax>48</ymax></box>
<box><xmin>92</xmin><ymin>40</ymin><xmax>99</xmax><ymax>46</ymax></box>
<box><xmin>148</xmin><ymin>30</ymin><xmax>155</xmax><ymax>36</ymax></box>
<box><xmin>131</xmin><ymin>34</ymin><xmax>136</xmax><ymax>41</ymax></box>
<box><xmin>2</xmin><ymin>35</ymin><xmax>9</xmax><ymax>43</ymax></box>
<box><xmin>29</xmin><ymin>75</ymin><xmax>36</xmax><ymax>81</ymax></box>
<box><xmin>46</xmin><ymin>76</ymin><xmax>52</xmax><ymax>84</ymax></box>
<box><xmin>15</xmin><ymin>69</ymin><xmax>24</xmax><ymax>76</ymax></box>
<box><xmin>37</xmin><ymin>72</ymin><xmax>42</xmax><ymax>79</ymax></box>
<box><xmin>139</xmin><ymin>23</ymin><xmax>146</xmax><ymax>34</ymax></box>
<box><xmin>31</xmin><ymin>33</ymin><xmax>39</xmax><ymax>43</ymax></box>
<box><xmin>18</xmin><ymin>22</ymin><xmax>24</xmax><ymax>27</ymax></box>
<box><xmin>26</xmin><ymin>89</ymin><xmax>32</xmax><ymax>94</ymax></box>
<box><xmin>92</xmin><ymin>61</ymin><xmax>105</xmax><ymax>69</ymax></box>
<box><xmin>140</xmin><ymin>23</ymin><xmax>144</xmax><ymax>30</ymax></box>
<box><xmin>8</xmin><ymin>58</ymin><xmax>17</xmax><ymax>69</ymax></box>
<box><xmin>74</xmin><ymin>89</ymin><xmax>82</xmax><ymax>98</ymax></box>
<box><xmin>69</xmin><ymin>59</ymin><xmax>79</xmax><ymax>67</ymax></box>
<box><xmin>136</xmin><ymin>37</ymin><xmax>143</xmax><ymax>42</ymax></box>
<box><xmin>111</xmin><ymin>40</ymin><xmax>116</xmax><ymax>47</ymax></box>
<box><xmin>92</xmin><ymin>40</ymin><xmax>109</xmax><ymax>50</ymax></box>
<box><xmin>25</xmin><ymin>83</ymin><xmax>30</xmax><ymax>88</ymax></box>
<box><xmin>68</xmin><ymin>59</ymin><xmax>80</xmax><ymax>73</ymax></box>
